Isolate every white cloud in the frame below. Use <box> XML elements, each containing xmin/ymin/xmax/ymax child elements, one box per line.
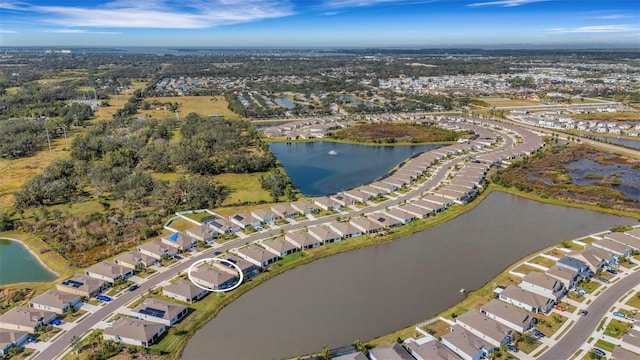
<box><xmin>467</xmin><ymin>0</ymin><xmax>547</xmax><ymax>7</ymax></box>
<box><xmin>322</xmin><ymin>0</ymin><xmax>433</xmax><ymax>9</ymax></box>
<box><xmin>0</xmin><ymin>29</ymin><xmax>17</xmax><ymax>33</ymax></box>
<box><xmin>47</xmin><ymin>29</ymin><xmax>121</xmax><ymax>34</ymax></box>
<box><xmin>546</xmin><ymin>24</ymin><xmax>640</xmax><ymax>33</ymax></box>
<box><xmin>0</xmin><ymin>0</ymin><xmax>295</xmax><ymax>29</ymax></box>
<box><xmin>595</xmin><ymin>14</ymin><xmax>632</xmax><ymax>20</ymax></box>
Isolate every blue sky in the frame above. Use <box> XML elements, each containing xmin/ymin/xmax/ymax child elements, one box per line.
<box><xmin>0</xmin><ymin>0</ymin><xmax>639</xmax><ymax>47</ymax></box>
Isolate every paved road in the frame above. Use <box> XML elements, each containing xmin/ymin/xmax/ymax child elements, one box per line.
<box><xmin>36</xmin><ymin>123</ymin><xmax>518</xmax><ymax>360</ymax></box>
<box><xmin>538</xmin><ymin>270</ymin><xmax>640</xmax><ymax>360</ymax></box>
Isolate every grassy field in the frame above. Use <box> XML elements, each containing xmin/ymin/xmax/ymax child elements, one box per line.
<box><xmin>139</xmin><ymin>96</ymin><xmax>240</xmax><ymax>120</ymax></box>
<box><xmin>214</xmin><ymin>172</ymin><xmax>273</xmax><ymax>205</ymax></box>
<box><xmin>476</xmin><ymin>97</ymin><xmax>540</xmax><ymax>107</ymax></box>
<box><xmin>571</xmin><ymin>111</ymin><xmax>640</xmax><ymax>122</ymax></box>
<box><xmin>166</xmin><ymin>218</ymin><xmax>197</xmax><ymax>232</ymax></box>
<box><xmin>626</xmin><ymin>292</ymin><xmax>640</xmax><ymax>309</ymax></box>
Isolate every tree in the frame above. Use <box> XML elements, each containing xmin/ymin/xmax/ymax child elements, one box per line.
<box><xmin>321</xmin><ymin>346</ymin><xmax>331</xmax><ymax>360</ymax></box>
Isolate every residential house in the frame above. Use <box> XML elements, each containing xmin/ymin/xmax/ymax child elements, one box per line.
<box><xmin>103</xmin><ymin>318</ymin><xmax>166</xmax><ymax>347</ymax></box>
<box><xmin>190</xmin><ymin>265</ymin><xmax>238</xmax><ymax>291</ymax></box>
<box><xmin>85</xmin><ymin>262</ymin><xmax>133</xmax><ymax>283</ymax></box>
<box><xmin>233</xmin><ymin>244</ymin><xmax>280</xmax><ymax>267</ymax></box>
<box><xmin>186</xmin><ymin>224</ymin><xmax>217</xmax><ymax>243</ymax></box>
<box><xmin>162</xmin><ymin>280</ymin><xmax>208</xmax><ymax>303</ymax></box>
<box><xmin>250</xmin><ymin>208</ymin><xmax>279</xmax><ymax>224</ymax></box>
<box><xmin>0</xmin><ymin>330</ymin><xmax>28</xmax><ymax>356</ymax></box>
<box><xmin>56</xmin><ymin>274</ymin><xmax>109</xmax><ymax>298</ymax></box>
<box><xmin>405</xmin><ymin>337</ymin><xmax>460</xmax><ymax>360</ymax></box>
<box><xmin>556</xmin><ymin>256</ymin><xmax>592</xmax><ymax>278</ymax></box>
<box><xmin>261</xmin><ymin>238</ymin><xmax>299</xmax><ymax>257</ymax></box>
<box><xmin>545</xmin><ymin>265</ymin><xmax>580</xmax><ymax>290</ymax></box>
<box><xmin>333</xmin><ymin>351</ymin><xmax>368</xmax><ymax>360</ymax></box>
<box><xmin>571</xmin><ymin>247</ymin><xmax>615</xmax><ymax>272</ymax></box>
<box><xmin>328</xmin><ymin>221</ymin><xmax>362</xmax><ymax>239</ymax></box>
<box><xmin>441</xmin><ymin>325</ymin><xmax>494</xmax><ymax>360</ymax></box>
<box><xmin>343</xmin><ymin>189</ymin><xmax>372</xmax><ymax>203</ymax></box>
<box><xmin>133</xmin><ymin>298</ymin><xmax>188</xmax><ymax>326</ymax></box>
<box><xmin>350</xmin><ymin>217</ymin><xmax>384</xmax><ymax>234</ymax></box>
<box><xmin>369</xmin><ymin>181</ymin><xmax>395</xmax><ymax>194</ymax></box>
<box><xmin>0</xmin><ymin>307</ymin><xmax>56</xmax><ymax>332</ymax></box>
<box><xmin>358</xmin><ymin>185</ymin><xmax>385</xmax><ymax>197</ymax></box>
<box><xmin>290</xmin><ymin>200</ymin><xmax>319</xmax><ymax>215</ymax></box>
<box><xmin>330</xmin><ymin>194</ymin><xmax>355</xmax><ymax>207</ymax></box>
<box><xmin>137</xmin><ymin>240</ymin><xmax>178</xmax><ymax>260</ymax></box>
<box><xmin>229</xmin><ymin>213</ymin><xmax>261</xmax><ymax>229</ymax></box>
<box><xmin>312</xmin><ymin>196</ymin><xmax>340</xmax><ymax>211</ymax></box>
<box><xmin>605</xmin><ymin>232</ymin><xmax>640</xmax><ymax>251</ymax></box>
<box><xmin>455</xmin><ymin>310</ymin><xmax>513</xmax><ymax>347</ymax></box>
<box><xmin>625</xmin><ymin>228</ymin><xmax>640</xmax><ymax>240</ymax></box>
<box><xmin>369</xmin><ymin>342</ymin><xmax>413</xmax><ymax>360</ymax></box>
<box><xmin>421</xmin><ymin>194</ymin><xmax>449</xmax><ymax>210</ymax></box>
<box><xmin>217</xmin><ymin>254</ymin><xmax>260</xmax><ymax>279</ymax></box>
<box><xmin>611</xmin><ymin>346</ymin><xmax>640</xmax><ymax>360</ymax></box>
<box><xmin>285</xmin><ymin>231</ymin><xmax>321</xmax><ymax>250</ymax></box>
<box><xmin>480</xmin><ymin>299</ymin><xmax>536</xmax><ymax>333</ymax></box>
<box><xmin>592</xmin><ymin>238</ymin><xmax>633</xmax><ymax>258</ymax></box>
<box><xmin>368</xmin><ymin>212</ymin><xmax>403</xmax><ymax>228</ymax></box>
<box><xmin>114</xmin><ymin>251</ymin><xmax>156</xmax><ymax>270</ymax></box>
<box><xmin>496</xmin><ymin>286</ymin><xmax>554</xmax><ymax>313</ymax></box>
<box><xmin>162</xmin><ymin>232</ymin><xmax>199</xmax><ymax>251</ymax></box>
<box><xmin>271</xmin><ymin>203</ymin><xmax>298</xmax><ymax>219</ymax></box>
<box><xmin>520</xmin><ymin>272</ymin><xmax>565</xmax><ymax>301</ymax></box>
<box><xmin>384</xmin><ymin>208</ymin><xmax>416</xmax><ymax>224</ymax></box>
<box><xmin>308</xmin><ymin>225</ymin><xmax>342</xmax><ymax>243</ymax></box>
<box><xmin>28</xmin><ymin>290</ymin><xmax>81</xmax><ymax>314</ymax></box>
<box><xmin>207</xmin><ymin>217</ymin><xmax>240</xmax><ymax>234</ymax></box>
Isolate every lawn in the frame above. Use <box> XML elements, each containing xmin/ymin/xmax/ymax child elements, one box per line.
<box><xmin>603</xmin><ymin>319</ymin><xmax>632</xmax><ymax>338</ymax></box>
<box><xmin>512</xmin><ymin>264</ymin><xmax>542</xmax><ymax>275</ymax></box>
<box><xmin>566</xmin><ymin>291</ymin><xmax>585</xmax><ymax>303</ymax></box>
<box><xmin>139</xmin><ymin>96</ymin><xmax>240</xmax><ymax>120</ymax></box>
<box><xmin>166</xmin><ymin>218</ymin><xmax>197</xmax><ymax>232</ymax></box>
<box><xmin>535</xmin><ymin>313</ymin><xmax>568</xmax><ymax>337</ymax></box>
<box><xmin>184</xmin><ymin>211</ymin><xmax>213</xmax><ymax>222</ymax></box>
<box><xmin>214</xmin><ymin>172</ymin><xmax>273</xmax><ymax>205</ymax></box>
<box><xmin>546</xmin><ymin>248</ymin><xmax>569</xmax><ymax>258</ymax></box>
<box><xmin>579</xmin><ymin>281</ymin><xmax>601</xmax><ymax>294</ymax></box>
<box><xmin>62</xmin><ymin>309</ymin><xmax>88</xmax><ymax>323</ymax></box>
<box><xmin>626</xmin><ymin>292</ymin><xmax>640</xmax><ymax>309</ymax></box>
<box><xmin>572</xmin><ymin>111</ymin><xmax>640</xmax><ymax>122</ymax></box>
<box><xmin>420</xmin><ymin>320</ymin><xmax>451</xmax><ymax>340</ymax></box>
<box><xmin>528</xmin><ymin>256</ymin><xmax>556</xmax><ymax>269</ymax></box>
<box><xmin>476</xmin><ymin>97</ymin><xmax>540</xmax><ymax>107</ymax></box>
<box><xmin>594</xmin><ymin>339</ymin><xmax>616</xmax><ymax>352</ymax></box>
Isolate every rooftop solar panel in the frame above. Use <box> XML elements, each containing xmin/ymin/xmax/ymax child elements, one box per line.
<box><xmin>139</xmin><ymin>307</ymin><xmax>165</xmax><ymax>318</ymax></box>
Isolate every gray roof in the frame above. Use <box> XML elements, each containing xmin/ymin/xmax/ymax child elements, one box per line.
<box><xmin>545</xmin><ymin>265</ymin><xmax>578</xmax><ymax>282</ymax></box>
<box><xmin>442</xmin><ymin>325</ymin><xmax>491</xmax><ymax>357</ymax></box>
<box><xmin>521</xmin><ymin>272</ymin><xmax>563</xmax><ymax>291</ymax></box>
<box><xmin>333</xmin><ymin>351</ymin><xmax>369</xmax><ymax>360</ymax></box>
<box><xmin>406</xmin><ymin>338</ymin><xmax>460</xmax><ymax>360</ymax></box>
<box><xmin>103</xmin><ymin>317</ymin><xmax>165</xmax><ymax>342</ymax></box>
<box><xmin>29</xmin><ymin>290</ymin><xmax>80</xmax><ymax>310</ymax></box>
<box><xmin>350</xmin><ymin>217</ymin><xmax>383</xmax><ymax>232</ymax></box>
<box><xmin>58</xmin><ymin>274</ymin><xmax>108</xmax><ymax>295</ymax></box>
<box><xmin>230</xmin><ymin>213</ymin><xmax>257</xmax><ymax>226</ymax></box>
<box><xmin>384</xmin><ymin>208</ymin><xmax>415</xmax><ymax>221</ymax></box>
<box><xmin>133</xmin><ymin>298</ymin><xmax>187</xmax><ymax>322</ymax></box>
<box><xmin>162</xmin><ymin>232</ymin><xmax>198</xmax><ymax>247</ymax></box>
<box><xmin>115</xmin><ymin>251</ymin><xmax>156</xmax><ymax>266</ymax></box>
<box><xmin>481</xmin><ymin>299</ymin><xmax>534</xmax><ymax>331</ymax></box>
<box><xmin>236</xmin><ymin>244</ymin><xmax>279</xmax><ymax>263</ymax></box>
<box><xmin>612</xmin><ymin>346</ymin><xmax>640</xmax><ymax>360</ymax></box>
<box><xmin>308</xmin><ymin>225</ymin><xmax>341</xmax><ymax>241</ymax></box>
<box><xmin>186</xmin><ymin>224</ymin><xmax>217</xmax><ymax>240</ymax></box>
<box><xmin>138</xmin><ymin>240</ymin><xmax>177</xmax><ymax>256</ymax></box>
<box><xmin>312</xmin><ymin>196</ymin><xmax>339</xmax><ymax>208</ymax></box>
<box><xmin>500</xmin><ymin>286</ymin><xmax>553</xmax><ymax>308</ymax></box>
<box><xmin>191</xmin><ymin>265</ymin><xmax>237</xmax><ymax>287</ymax></box>
<box><xmin>0</xmin><ymin>330</ymin><xmax>27</xmax><ymax>348</ymax></box>
<box><xmin>251</xmin><ymin>208</ymin><xmax>277</xmax><ymax>220</ymax></box>
<box><xmin>86</xmin><ymin>262</ymin><xmax>132</xmax><ymax>279</ymax></box>
<box><xmin>368</xmin><ymin>212</ymin><xmax>402</xmax><ymax>227</ymax></box>
<box><xmin>217</xmin><ymin>254</ymin><xmax>256</xmax><ymax>273</ymax></box>
<box><xmin>557</xmin><ymin>256</ymin><xmax>588</xmax><ymax>270</ymax></box>
<box><xmin>163</xmin><ymin>280</ymin><xmax>207</xmax><ymax>300</ymax></box>
<box><xmin>261</xmin><ymin>237</ymin><xmax>298</xmax><ymax>254</ymax></box>
<box><xmin>271</xmin><ymin>203</ymin><xmax>296</xmax><ymax>216</ymax></box>
<box><xmin>285</xmin><ymin>231</ymin><xmax>320</xmax><ymax>248</ymax></box>
<box><xmin>0</xmin><ymin>306</ymin><xmax>55</xmax><ymax>328</ymax></box>
<box><xmin>606</xmin><ymin>232</ymin><xmax>640</xmax><ymax>249</ymax></box>
<box><xmin>290</xmin><ymin>200</ymin><xmax>317</xmax><ymax>214</ymax></box>
<box><xmin>456</xmin><ymin>310</ymin><xmax>513</xmax><ymax>346</ymax></box>
<box><xmin>369</xmin><ymin>343</ymin><xmax>413</xmax><ymax>360</ymax></box>
<box><xmin>329</xmin><ymin>221</ymin><xmax>361</xmax><ymax>236</ymax></box>
<box><xmin>398</xmin><ymin>204</ymin><xmax>431</xmax><ymax>217</ymax></box>
<box><xmin>594</xmin><ymin>238</ymin><xmax>633</xmax><ymax>255</ymax></box>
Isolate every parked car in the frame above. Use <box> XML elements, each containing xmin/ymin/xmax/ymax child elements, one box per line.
<box><xmin>606</xmin><ymin>268</ymin><xmax>618</xmax><ymax>275</ymax></box>
<box><xmin>577</xmin><ymin>289</ymin><xmax>586</xmax><ymax>296</ymax></box>
<box><xmin>553</xmin><ymin>305</ymin><xmax>565</xmax><ymax>311</ymax></box>
<box><xmin>532</xmin><ymin>329</ymin><xmax>545</xmax><ymax>338</ymax></box>
<box><xmin>507</xmin><ymin>345</ymin><xmax>519</xmax><ymax>353</ymax></box>
<box><xmin>27</xmin><ymin>337</ymin><xmax>39</xmax><ymax>343</ymax></box>
<box><xmin>128</xmin><ymin>284</ymin><xmax>139</xmax><ymax>291</ymax></box>
<box><xmin>50</xmin><ymin>318</ymin><xmax>62</xmax><ymax>326</ymax></box>
<box><xmin>581</xmin><ymin>310</ymin><xmax>588</xmax><ymax>316</ymax></box>
<box><xmin>598</xmin><ymin>277</ymin><xmax>610</xmax><ymax>284</ymax></box>
<box><xmin>97</xmin><ymin>295</ymin><xmax>112</xmax><ymax>302</ymax></box>
<box><xmin>592</xmin><ymin>348</ymin><xmax>606</xmax><ymax>357</ymax></box>
<box><xmin>173</xmin><ymin>255</ymin><xmax>183</xmax><ymax>260</ymax></box>
<box><xmin>613</xmin><ymin>311</ymin><xmax>626</xmax><ymax>318</ymax></box>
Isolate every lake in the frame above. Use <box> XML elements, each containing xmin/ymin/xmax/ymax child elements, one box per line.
<box><xmin>182</xmin><ymin>192</ymin><xmax>637</xmax><ymax>360</ymax></box>
<box><xmin>0</xmin><ymin>239</ymin><xmax>57</xmax><ymax>285</ymax></box>
<box><xmin>268</xmin><ymin>142</ymin><xmax>444</xmax><ymax>196</ymax></box>
<box><xmin>591</xmin><ymin>136</ymin><xmax>640</xmax><ymax>150</ymax></box>
<box><xmin>566</xmin><ymin>158</ymin><xmax>640</xmax><ymax>199</ymax></box>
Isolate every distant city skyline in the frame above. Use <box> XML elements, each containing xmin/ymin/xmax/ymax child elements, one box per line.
<box><xmin>1</xmin><ymin>0</ymin><xmax>639</xmax><ymax>48</ymax></box>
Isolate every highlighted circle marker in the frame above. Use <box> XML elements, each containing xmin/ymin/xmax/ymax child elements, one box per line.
<box><xmin>187</xmin><ymin>258</ymin><xmax>244</xmax><ymax>293</ymax></box>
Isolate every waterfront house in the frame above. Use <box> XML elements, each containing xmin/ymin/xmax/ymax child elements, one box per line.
<box><xmin>56</xmin><ymin>274</ymin><xmax>109</xmax><ymax>298</ymax></box>
<box><xmin>592</xmin><ymin>238</ymin><xmax>634</xmax><ymax>258</ymax></box>
<box><xmin>250</xmin><ymin>208</ymin><xmax>279</xmax><ymax>224</ymax></box>
<box><xmin>162</xmin><ymin>280</ymin><xmax>208</xmax><ymax>303</ymax></box>
<box><xmin>384</xmin><ymin>208</ymin><xmax>416</xmax><ymax>224</ymax></box>
<box><xmin>343</xmin><ymin>189</ymin><xmax>372</xmax><ymax>203</ymax></box>
<box><xmin>496</xmin><ymin>286</ymin><xmax>554</xmax><ymax>313</ymax></box>
<box><xmin>328</xmin><ymin>221</ymin><xmax>362</xmax><ymax>239</ymax></box>
<box><xmin>190</xmin><ymin>265</ymin><xmax>238</xmax><ymax>291</ymax></box>
<box><xmin>369</xmin><ymin>342</ymin><xmax>413</xmax><ymax>360</ymax></box>
<box><xmin>186</xmin><ymin>224</ymin><xmax>217</xmax><ymax>243</ymax></box>
<box><xmin>0</xmin><ymin>306</ymin><xmax>56</xmax><ymax>332</ymax></box>
<box><xmin>261</xmin><ymin>237</ymin><xmax>299</xmax><ymax>257</ymax></box>
<box><xmin>229</xmin><ymin>213</ymin><xmax>261</xmax><ymax>229</ymax></box>
<box><xmin>330</xmin><ymin>193</ymin><xmax>355</xmax><ymax>207</ymax></box>
<box><xmin>0</xmin><ymin>330</ymin><xmax>28</xmax><ymax>356</ymax></box>
<box><xmin>604</xmin><ymin>231</ymin><xmax>640</xmax><ymax>251</ymax></box>
<box><xmin>368</xmin><ymin>212</ymin><xmax>403</xmax><ymax>228</ymax></box>
<box><xmin>133</xmin><ymin>298</ymin><xmax>188</xmax><ymax>326</ymax></box>
<box><xmin>383</xmin><ymin>176</ymin><xmax>407</xmax><ymax>189</ymax></box>
<box><xmin>217</xmin><ymin>254</ymin><xmax>260</xmax><ymax>279</ymax></box>
<box><xmin>85</xmin><ymin>262</ymin><xmax>133</xmax><ymax>284</ymax></box>
<box><xmin>358</xmin><ymin>185</ymin><xmax>385</xmax><ymax>197</ymax></box>
<box><xmin>103</xmin><ymin>317</ymin><xmax>166</xmax><ymax>347</ymax></box>
<box><xmin>545</xmin><ymin>265</ymin><xmax>580</xmax><ymax>289</ymax></box>
<box><xmin>480</xmin><ymin>299</ymin><xmax>536</xmax><ymax>333</ymax></box>
<box><xmin>519</xmin><ymin>272</ymin><xmax>565</xmax><ymax>301</ymax></box>
<box><xmin>308</xmin><ymin>224</ymin><xmax>342</xmax><ymax>243</ymax></box>
<box><xmin>290</xmin><ymin>200</ymin><xmax>319</xmax><ymax>215</ymax></box>
<box><xmin>405</xmin><ymin>337</ymin><xmax>461</xmax><ymax>360</ymax></box>
<box><xmin>398</xmin><ymin>204</ymin><xmax>431</xmax><ymax>219</ymax></box>
<box><xmin>441</xmin><ymin>325</ymin><xmax>494</xmax><ymax>360</ymax></box>
<box><xmin>420</xmin><ymin>195</ymin><xmax>449</xmax><ymax>211</ymax></box>
<box><xmin>350</xmin><ymin>217</ymin><xmax>384</xmax><ymax>234</ymax></box>
<box><xmin>455</xmin><ymin>310</ymin><xmax>513</xmax><ymax>347</ymax></box>
<box><xmin>369</xmin><ymin>181</ymin><xmax>395</xmax><ymax>194</ymax></box>
<box><xmin>271</xmin><ymin>203</ymin><xmax>298</xmax><ymax>219</ymax></box>
<box><xmin>114</xmin><ymin>251</ymin><xmax>156</xmax><ymax>270</ymax></box>
<box><xmin>285</xmin><ymin>231</ymin><xmax>321</xmax><ymax>250</ymax></box>
<box><xmin>333</xmin><ymin>351</ymin><xmax>368</xmax><ymax>360</ymax></box>
<box><xmin>312</xmin><ymin>196</ymin><xmax>340</xmax><ymax>211</ymax></box>
<box><xmin>556</xmin><ymin>256</ymin><xmax>591</xmax><ymax>277</ymax></box>
<box><xmin>233</xmin><ymin>244</ymin><xmax>280</xmax><ymax>267</ymax></box>
<box><xmin>570</xmin><ymin>247</ymin><xmax>614</xmax><ymax>272</ymax></box>
<box><xmin>29</xmin><ymin>290</ymin><xmax>81</xmax><ymax>314</ymax></box>
<box><xmin>137</xmin><ymin>240</ymin><xmax>178</xmax><ymax>260</ymax></box>
<box><xmin>625</xmin><ymin>228</ymin><xmax>640</xmax><ymax>241</ymax></box>
<box><xmin>161</xmin><ymin>232</ymin><xmax>199</xmax><ymax>251</ymax></box>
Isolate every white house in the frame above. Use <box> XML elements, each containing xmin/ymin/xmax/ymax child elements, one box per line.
<box><xmin>85</xmin><ymin>262</ymin><xmax>133</xmax><ymax>283</ymax></box>
<box><xmin>480</xmin><ymin>299</ymin><xmax>536</xmax><ymax>333</ymax></box>
<box><xmin>28</xmin><ymin>290</ymin><xmax>82</xmax><ymax>314</ymax></box>
<box><xmin>519</xmin><ymin>272</ymin><xmax>565</xmax><ymax>301</ymax></box>
<box><xmin>441</xmin><ymin>325</ymin><xmax>494</xmax><ymax>360</ymax></box>
<box><xmin>132</xmin><ymin>298</ymin><xmax>188</xmax><ymax>326</ymax></box>
<box><xmin>103</xmin><ymin>318</ymin><xmax>166</xmax><ymax>347</ymax></box>
<box><xmin>496</xmin><ymin>286</ymin><xmax>554</xmax><ymax>313</ymax></box>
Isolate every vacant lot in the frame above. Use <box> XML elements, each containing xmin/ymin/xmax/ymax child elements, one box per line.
<box><xmin>572</xmin><ymin>111</ymin><xmax>640</xmax><ymax>122</ymax></box>
<box><xmin>331</xmin><ymin>123</ymin><xmax>461</xmax><ymax>143</ymax></box>
<box><xmin>477</xmin><ymin>97</ymin><xmax>540</xmax><ymax>107</ymax></box>
<box><xmin>139</xmin><ymin>96</ymin><xmax>240</xmax><ymax>120</ymax></box>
